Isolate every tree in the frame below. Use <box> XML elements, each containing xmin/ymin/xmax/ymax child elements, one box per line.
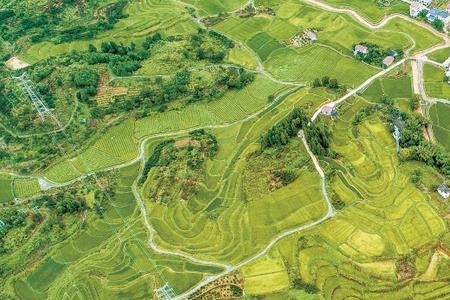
<box><xmin>321</xmin><ymin>76</ymin><xmax>330</xmax><ymax>87</ymax></box>
<box><xmin>70</xmin><ymin>68</ymin><xmax>99</xmax><ymax>88</ymax></box>
<box><xmin>88</xmin><ymin>44</ymin><xmax>97</xmax><ymax>52</ymax></box>
<box><xmin>328</xmin><ymin>78</ymin><xmax>339</xmax><ymax>89</ymax></box>
<box><xmin>432</xmin><ymin>18</ymin><xmax>444</xmax><ymax>32</ymax></box>
<box><xmin>312</xmin><ymin>78</ymin><xmax>321</xmax><ymax>88</ymax></box>
<box><xmin>408</xmin><ymin>96</ymin><xmax>419</xmax><ymax>111</ymax></box>
<box><xmin>418</xmin><ymin>9</ymin><xmax>428</xmax><ymax>19</ymax></box>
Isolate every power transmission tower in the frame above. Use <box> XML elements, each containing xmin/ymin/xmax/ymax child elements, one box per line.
<box><xmin>12</xmin><ymin>73</ymin><xmax>61</xmax><ymax>126</ymax></box>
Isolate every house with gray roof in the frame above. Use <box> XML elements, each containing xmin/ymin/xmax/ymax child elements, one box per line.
<box><xmin>437</xmin><ymin>184</ymin><xmax>450</xmax><ymax>199</ymax></box>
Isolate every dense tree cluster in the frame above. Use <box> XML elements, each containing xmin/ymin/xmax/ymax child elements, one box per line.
<box><xmin>352</xmin><ymin>104</ymin><xmax>379</xmax><ymax>126</ymax></box>
<box><xmin>260</xmin><ymin>108</ymin><xmax>309</xmax><ymax>148</ymax></box>
<box><xmin>34</xmin><ymin>193</ymin><xmax>87</xmax><ymax>216</ymax></box>
<box><xmin>92</xmin><ymin>66</ymin><xmax>254</xmax><ymax>119</ymax></box>
<box><xmin>383</xmin><ymin>101</ymin><xmax>449</xmax><ymax>175</ymax></box>
<box><xmin>260</xmin><ymin>108</ymin><xmax>332</xmax><ymax>156</ymax></box>
<box><xmin>184</xmin><ymin>29</ymin><xmax>235</xmax><ymax>63</ymax></box>
<box><xmin>304</xmin><ymin>119</ymin><xmax>332</xmax><ymax>157</ymax></box>
<box><xmin>0</xmin><ymin>208</ymin><xmax>27</xmax><ymax>254</ymax></box>
<box><xmin>432</xmin><ymin>18</ymin><xmax>445</xmax><ymax>32</ymax></box>
<box><xmin>138</xmin><ymin>140</ymin><xmax>174</xmax><ymax>185</ymax></box>
<box><xmin>312</xmin><ymin>76</ymin><xmax>340</xmax><ymax>89</ymax></box>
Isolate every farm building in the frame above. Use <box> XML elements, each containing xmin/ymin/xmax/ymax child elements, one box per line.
<box><xmin>353</xmin><ymin>45</ymin><xmax>369</xmax><ymax>56</ymax></box>
<box><xmin>383</xmin><ymin>56</ymin><xmax>395</xmax><ymax>67</ymax></box>
<box><xmin>410</xmin><ymin>2</ymin><xmax>428</xmax><ymax>17</ymax></box>
<box><xmin>414</xmin><ymin>0</ymin><xmax>432</xmax><ymax>6</ymax></box>
<box><xmin>321</xmin><ymin>105</ymin><xmax>336</xmax><ymax>116</ymax></box>
<box><xmin>437</xmin><ymin>184</ymin><xmax>450</xmax><ymax>199</ymax></box>
<box><xmin>306</xmin><ymin>31</ymin><xmax>318</xmax><ymax>41</ymax></box>
<box><xmin>427</xmin><ymin>8</ymin><xmax>450</xmax><ymax>25</ymax></box>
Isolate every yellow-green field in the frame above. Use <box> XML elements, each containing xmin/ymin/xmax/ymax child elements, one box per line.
<box><xmin>238</xmin><ymin>98</ymin><xmax>449</xmax><ymax>299</ymax></box>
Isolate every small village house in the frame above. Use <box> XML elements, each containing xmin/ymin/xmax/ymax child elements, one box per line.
<box><xmin>321</xmin><ymin>105</ymin><xmax>336</xmax><ymax>117</ymax></box>
<box><xmin>354</xmin><ymin>44</ymin><xmax>369</xmax><ymax>56</ymax></box>
<box><xmin>437</xmin><ymin>184</ymin><xmax>450</xmax><ymax>199</ymax></box>
<box><xmin>383</xmin><ymin>56</ymin><xmax>395</xmax><ymax>67</ymax></box>
<box><xmin>306</xmin><ymin>31</ymin><xmax>317</xmax><ymax>41</ymax></box>
<box><xmin>427</xmin><ymin>8</ymin><xmax>450</xmax><ymax>25</ymax></box>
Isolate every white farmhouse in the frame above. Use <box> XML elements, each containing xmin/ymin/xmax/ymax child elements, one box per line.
<box><xmin>437</xmin><ymin>184</ymin><xmax>450</xmax><ymax>199</ymax></box>
<box><xmin>410</xmin><ymin>1</ymin><xmax>428</xmax><ymax>17</ymax></box>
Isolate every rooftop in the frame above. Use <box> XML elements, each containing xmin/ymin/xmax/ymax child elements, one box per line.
<box><xmin>429</xmin><ymin>8</ymin><xmax>449</xmax><ymax>18</ymax></box>
<box><xmin>383</xmin><ymin>56</ymin><xmax>395</xmax><ymax>66</ymax></box>
<box><xmin>306</xmin><ymin>31</ymin><xmax>317</xmax><ymax>41</ymax></box>
<box><xmin>321</xmin><ymin>105</ymin><xmax>335</xmax><ymax>116</ymax></box>
<box><xmin>354</xmin><ymin>44</ymin><xmax>369</xmax><ymax>54</ymax></box>
<box><xmin>438</xmin><ymin>184</ymin><xmax>450</xmax><ymax>193</ymax></box>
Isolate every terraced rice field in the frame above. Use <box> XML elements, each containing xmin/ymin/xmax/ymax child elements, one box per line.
<box><xmin>265</xmin><ymin>45</ymin><xmax>378</xmax><ymax>87</ymax></box>
<box><xmin>144</xmin><ymin>88</ymin><xmax>331</xmax><ymax>264</ymax></box>
<box><xmin>5</xmin><ymin>1</ymin><xmax>449</xmax><ymax>299</ymax></box>
<box><xmin>44</xmin><ymin>119</ymin><xmax>138</xmax><ymax>183</ymax></box>
<box><xmin>238</xmin><ymin>97</ymin><xmax>449</xmax><ymax>298</ymax></box>
<box><xmin>134</xmin><ymin>75</ymin><xmax>286</xmax><ymax>138</ymax></box>
<box><xmin>213</xmin><ymin>2</ymin><xmax>441</xmax><ymax>87</ymax></box>
<box><xmin>429</xmin><ymin>102</ymin><xmax>450</xmax><ymax>150</ymax></box>
<box><xmin>181</xmin><ymin>0</ymin><xmax>247</xmax><ymax>15</ymax></box>
<box><xmin>247</xmin><ymin>32</ymin><xmax>284</xmax><ymax>61</ymax></box>
<box><xmin>14</xmin><ymin>164</ymin><xmax>223</xmax><ymax>299</ymax></box>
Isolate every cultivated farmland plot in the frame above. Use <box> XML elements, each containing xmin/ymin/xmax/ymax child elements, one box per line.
<box><xmin>1</xmin><ymin>0</ymin><xmax>449</xmax><ymax>299</ymax></box>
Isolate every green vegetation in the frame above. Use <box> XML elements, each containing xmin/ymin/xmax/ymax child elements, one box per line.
<box><xmin>140</xmin><ymin>130</ymin><xmax>218</xmax><ymax>204</ymax></box>
<box><xmin>1</xmin><ymin>0</ymin><xmax>449</xmax><ymax>299</ymax></box>
<box><xmin>318</xmin><ymin>0</ymin><xmax>408</xmax><ymax>22</ymax></box>
<box><xmin>428</xmin><ymin>47</ymin><xmax>450</xmax><ymax>63</ymax></box>
<box><xmin>0</xmin><ymin>175</ymin><xmax>14</xmax><ymax>203</ymax></box>
<box><xmin>423</xmin><ymin>63</ymin><xmax>450</xmax><ymax>99</ymax></box>
<box><xmin>429</xmin><ymin>103</ymin><xmax>450</xmax><ymax>151</ymax></box>
<box><xmin>0</xmin><ymin>0</ymin><xmax>128</xmax><ymax>44</ymax></box>
<box><xmin>239</xmin><ymin>97</ymin><xmax>448</xmax><ymax>299</ymax></box>
<box><xmin>353</xmin><ymin>42</ymin><xmax>403</xmax><ymax>67</ymax></box>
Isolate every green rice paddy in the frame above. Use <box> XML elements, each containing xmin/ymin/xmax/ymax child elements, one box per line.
<box><xmin>429</xmin><ymin>102</ymin><xmax>450</xmax><ymax>150</ymax></box>
<box><xmin>238</xmin><ymin>98</ymin><xmax>449</xmax><ymax>298</ymax></box>
<box><xmin>3</xmin><ymin>0</ymin><xmax>449</xmax><ymax>299</ymax></box>
<box><xmin>423</xmin><ymin>63</ymin><xmax>450</xmax><ymax>99</ymax></box>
